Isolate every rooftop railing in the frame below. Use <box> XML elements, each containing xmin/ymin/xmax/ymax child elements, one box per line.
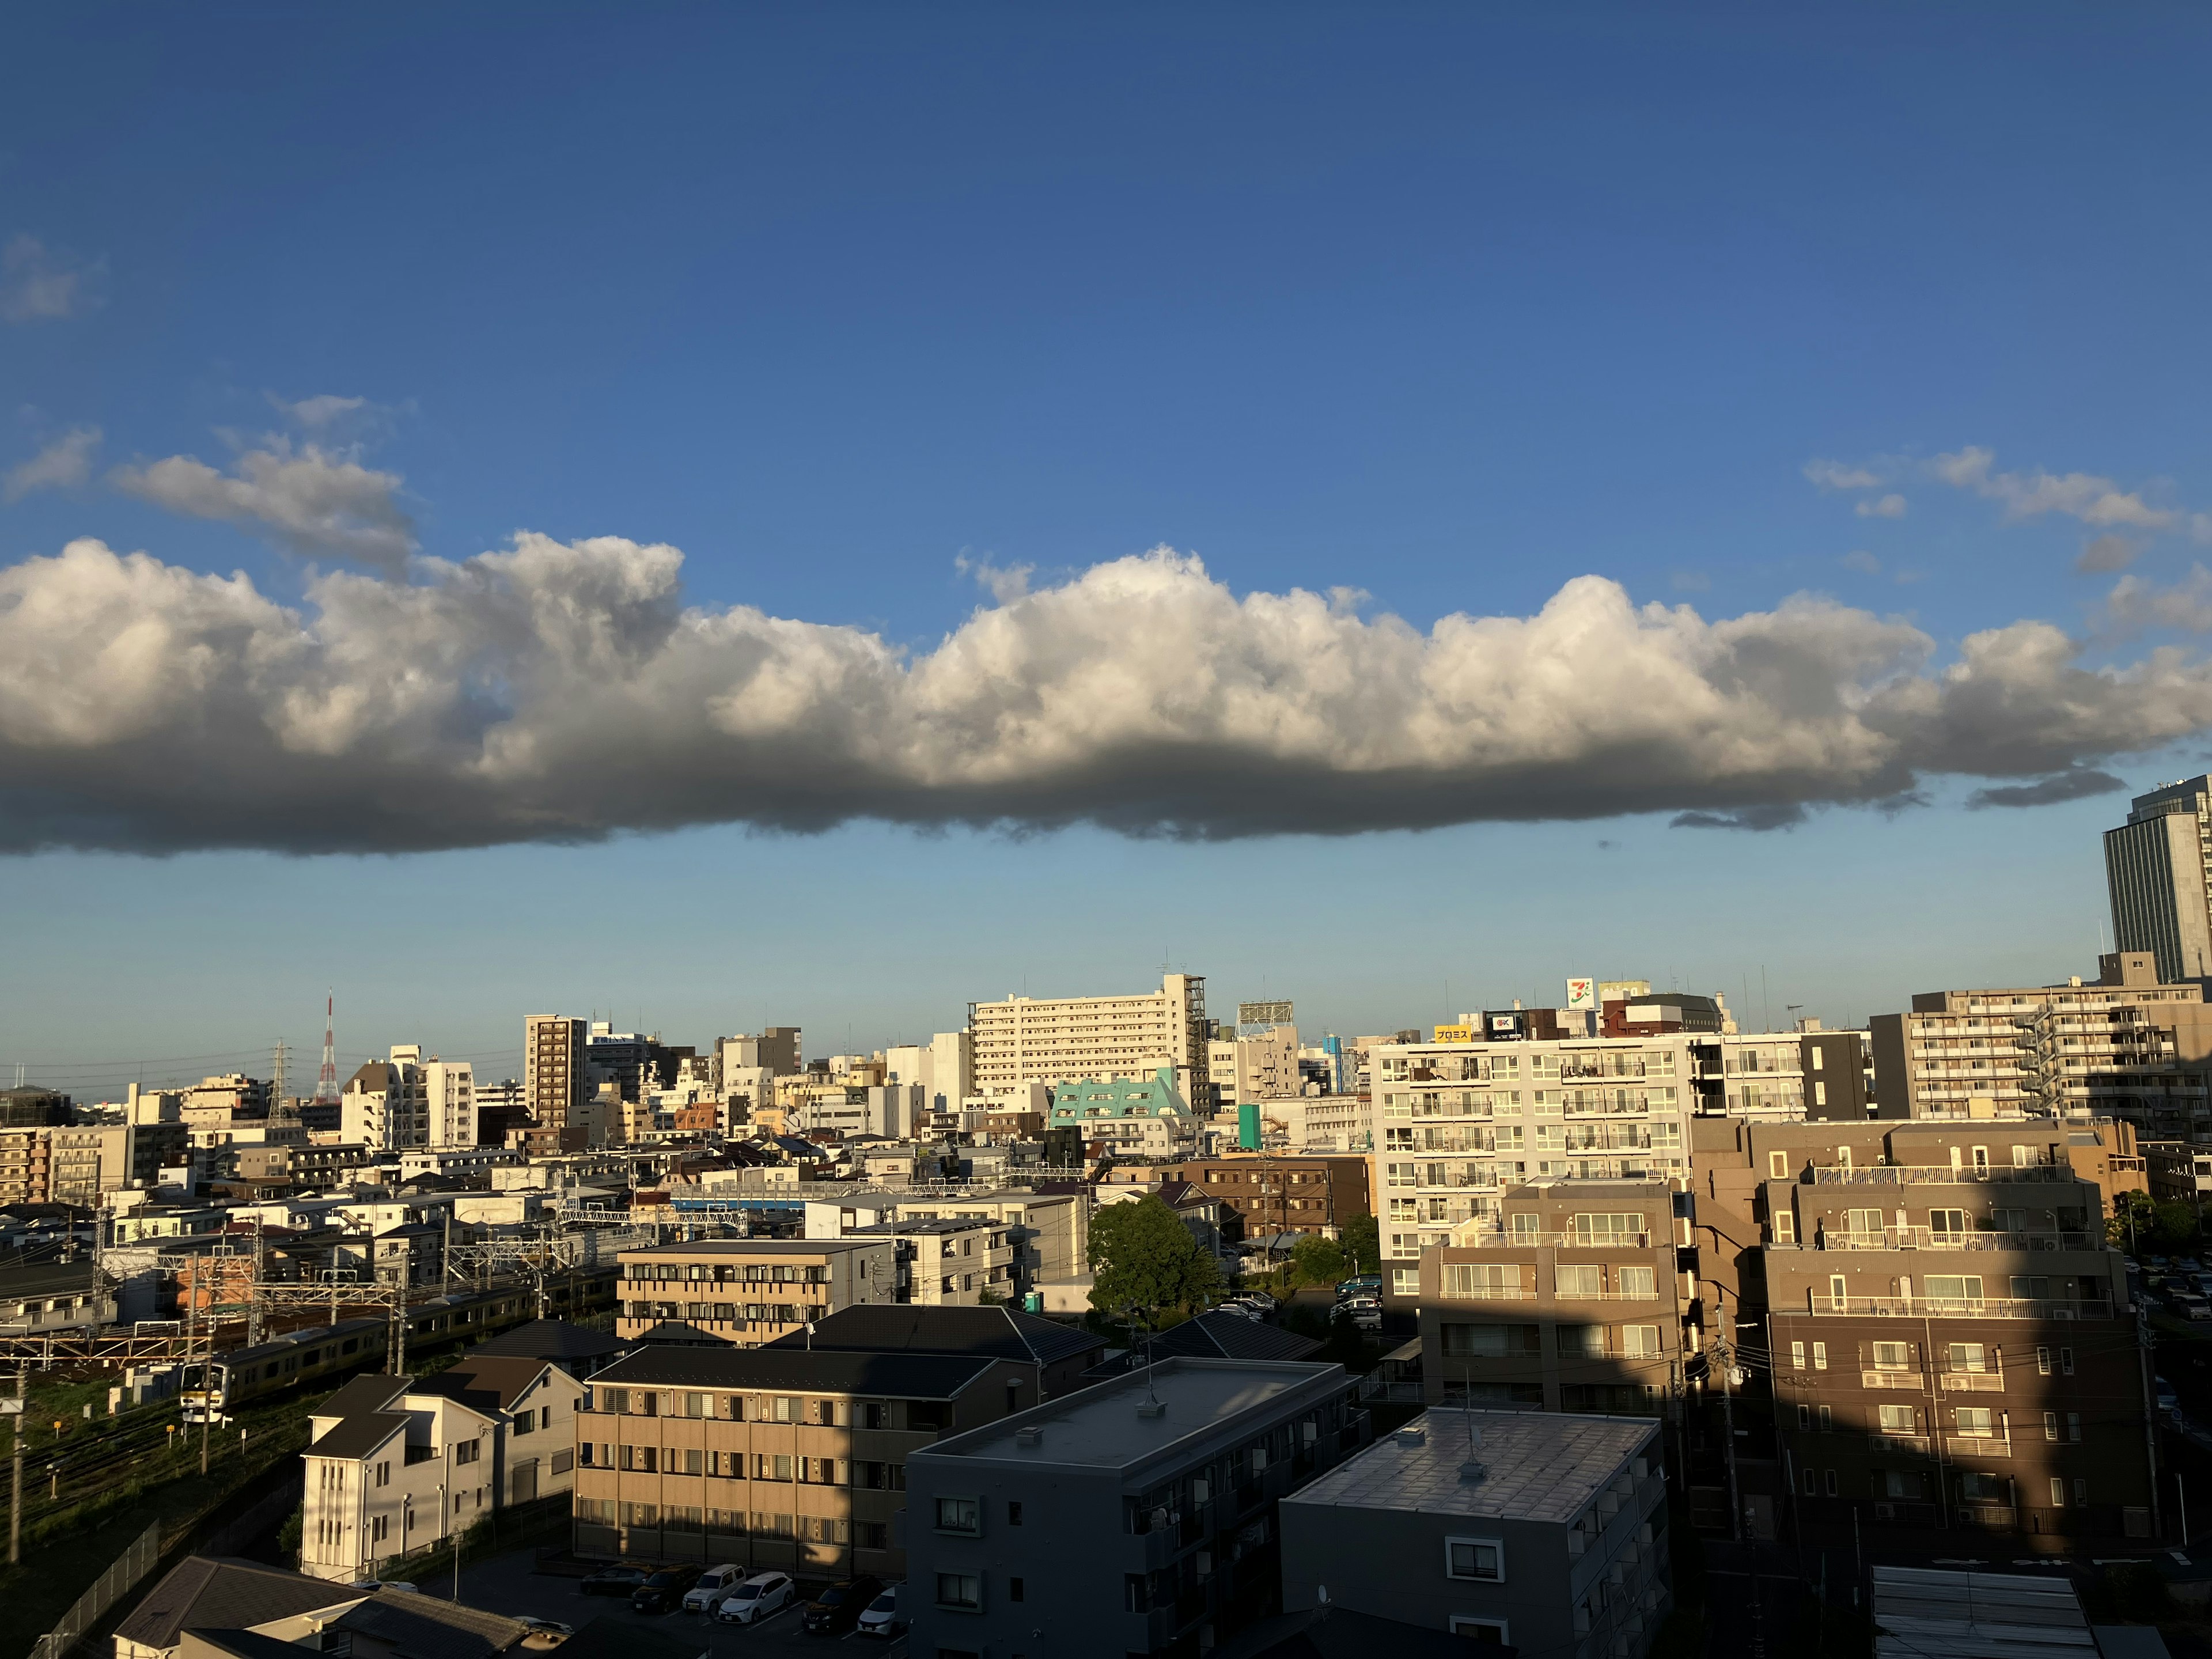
<box><xmin>1810</xmin><ymin>1226</ymin><xmax>2100</xmax><ymax>1252</ymax></box>
<box><xmin>1805</xmin><ymin>1292</ymin><xmax>2114</xmax><ymax>1320</ymax></box>
<box><xmin>1809</xmin><ymin>1164</ymin><xmax>2074</xmax><ymax>1186</ymax></box>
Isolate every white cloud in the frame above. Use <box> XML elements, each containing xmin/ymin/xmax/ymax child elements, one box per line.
<box><xmin>1933</xmin><ymin>445</ymin><xmax>2173</xmax><ymax>530</ymax></box>
<box><xmin>0</xmin><ymin>235</ymin><xmax>105</xmax><ymax>323</ymax></box>
<box><xmin>2077</xmin><ymin>534</ymin><xmax>2138</xmax><ymax>574</ymax></box>
<box><xmin>1804</xmin><ymin>459</ymin><xmax>1883</xmax><ymax>491</ymax></box>
<box><xmin>954</xmin><ymin>552</ymin><xmax>1034</xmax><ymax>604</ymax></box>
<box><xmin>2101</xmin><ymin>566</ymin><xmax>2212</xmax><ymax>635</ymax></box>
<box><xmin>269</xmin><ymin>393</ymin><xmax>369</xmax><ymax>430</ymax></box>
<box><xmin>109</xmin><ymin>440</ymin><xmax>415</xmax><ymax>571</ymax></box>
<box><xmin>1840</xmin><ymin>550</ymin><xmax>1881</xmax><ymax>575</ymax></box>
<box><xmin>2</xmin><ymin>536</ymin><xmax>2210</xmax><ymax>854</ymax></box>
<box><xmin>1855</xmin><ymin>493</ymin><xmax>1907</xmax><ymax>519</ymax></box>
<box><xmin>3</xmin><ymin>426</ymin><xmax>101</xmax><ymax>502</ymax></box>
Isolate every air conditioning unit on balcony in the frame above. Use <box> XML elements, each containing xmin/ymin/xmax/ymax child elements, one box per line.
<box><xmin>1874</xmin><ymin>1502</ymin><xmax>1895</xmax><ymax>1520</ymax></box>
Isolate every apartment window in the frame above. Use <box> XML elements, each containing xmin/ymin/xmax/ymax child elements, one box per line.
<box><xmin>1769</xmin><ymin>1153</ymin><xmax>1788</xmax><ymax>1178</ymax></box>
<box><xmin>1829</xmin><ymin>1275</ymin><xmax>1847</xmax><ymax>1311</ymax></box>
<box><xmin>1812</xmin><ymin>1342</ymin><xmax>1828</xmax><ymax>1372</ymax></box>
<box><xmin>1392</xmin><ymin>1268</ymin><xmax>1420</xmax><ymax>1296</ymax></box>
<box><xmin>772</xmin><ymin>1396</ymin><xmax>800</xmax><ymax>1422</ymax></box>
<box><xmin>683</xmin><ymin>1449</ymin><xmax>704</xmax><ymax>1475</ymax></box>
<box><xmin>1621</xmin><ymin>1325</ymin><xmax>1661</xmax><ymax>1358</ymax></box>
<box><xmin>1929</xmin><ymin>1209</ymin><xmax>1967</xmax><ymax>1236</ymax></box>
<box><xmin>453</xmin><ymin>1440</ymin><xmax>480</xmax><ymax>1465</ymax></box>
<box><xmin>1790</xmin><ymin>1340</ymin><xmax>1805</xmax><ymax>1370</ymax></box>
<box><xmin>1817</xmin><ymin>1405</ymin><xmax>1832</xmax><ymax>1431</ymax></box>
<box><xmin>1450</xmin><ymin>1618</ymin><xmax>1510</xmax><ymax>1645</ymax></box>
<box><xmin>935</xmin><ymin>1575</ymin><xmax>981</xmax><ymax>1611</ymax></box>
<box><xmin>1946</xmin><ymin>1343</ymin><xmax>1986</xmax><ymax>1374</ymax></box>
<box><xmin>1555</xmin><ymin>1265</ymin><xmax>1603</xmax><ymax>1298</ymax></box>
<box><xmin>1445</xmin><ymin>1537</ymin><xmax>1504</xmax><ymax>1582</ymax></box>
<box><xmin>1872</xmin><ymin>1341</ymin><xmax>1909</xmax><ymax>1370</ymax></box>
<box><xmin>374</xmin><ymin>1461</ymin><xmax>390</xmax><ymax>1487</ymax></box>
<box><xmin>2067</xmin><ymin>1412</ymin><xmax>2081</xmax><ymax>1442</ymax></box>
<box><xmin>1955</xmin><ymin>1408</ymin><xmax>1995</xmax><ymax>1439</ymax></box>
<box><xmin>2050</xmin><ymin>1476</ymin><xmax>2067</xmax><ymax>1508</ymax></box>
<box><xmin>1798</xmin><ymin>1405</ymin><xmax>1811</xmax><ymax>1431</ymax></box>
<box><xmin>1616</xmin><ymin>1266</ymin><xmax>1656</xmax><ymax>1300</ymax></box>
<box><xmin>2044</xmin><ymin>1412</ymin><xmax>2062</xmax><ymax>1442</ymax></box>
<box><xmin>1878</xmin><ymin>1405</ymin><xmax>1915</xmax><ymax>1433</ymax></box>
<box><xmin>2062</xmin><ymin>1347</ymin><xmax>2075</xmax><ymax>1376</ymax></box>
<box><xmin>1008</xmin><ymin>1578</ymin><xmax>1024</xmax><ymax>1603</ymax></box>
<box><xmin>935</xmin><ymin>1496</ymin><xmax>981</xmax><ymax>1535</ymax></box>
<box><xmin>1773</xmin><ymin>1213</ymin><xmax>1795</xmax><ymax>1244</ymax></box>
<box><xmin>1923</xmin><ymin>1276</ymin><xmax>1984</xmax><ymax>1309</ymax></box>
<box><xmin>1802</xmin><ymin>1465</ymin><xmax>1816</xmax><ymax>1495</ymax></box>
<box><xmin>1824</xmin><ymin>1469</ymin><xmax>1839</xmax><ymax>1498</ymax></box>
<box><xmin>1007</xmin><ymin>1501</ymin><xmax>1022</xmax><ymax>1525</ymax></box>
<box><xmin>2036</xmin><ymin>1346</ymin><xmax>2052</xmax><ymax>1376</ymax></box>
<box><xmin>2075</xmin><ymin>1478</ymin><xmax>2089</xmax><ymax>1506</ymax></box>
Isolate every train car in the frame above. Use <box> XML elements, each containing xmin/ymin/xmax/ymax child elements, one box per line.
<box><xmin>179</xmin><ymin>1317</ymin><xmax>388</xmax><ymax>1422</ymax></box>
<box><xmin>175</xmin><ymin>1264</ymin><xmax>623</xmax><ymax>1421</ymax></box>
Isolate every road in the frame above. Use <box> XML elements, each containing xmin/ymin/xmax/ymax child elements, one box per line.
<box><xmin>452</xmin><ymin>1550</ymin><xmax>908</xmax><ymax>1659</ymax></box>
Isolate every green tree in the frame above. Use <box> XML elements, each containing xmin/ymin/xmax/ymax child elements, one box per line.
<box><xmin>1090</xmin><ymin>1196</ymin><xmax>1224</xmax><ymax>1325</ymax></box>
<box><xmin>2154</xmin><ymin>1199</ymin><xmax>2201</xmax><ymax>1252</ymax></box>
<box><xmin>1338</xmin><ymin>1214</ymin><xmax>1380</xmax><ymax>1275</ymax></box>
<box><xmin>1287</xmin><ymin>1234</ymin><xmax>1346</xmax><ymax>1287</ymax></box>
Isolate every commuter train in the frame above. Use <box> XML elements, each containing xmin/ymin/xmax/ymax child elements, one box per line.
<box><xmin>178</xmin><ymin>1267</ymin><xmax>618</xmax><ymax>1421</ymax></box>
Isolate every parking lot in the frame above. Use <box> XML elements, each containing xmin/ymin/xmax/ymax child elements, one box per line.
<box><xmin>452</xmin><ymin>1549</ymin><xmax>907</xmax><ymax>1659</ymax></box>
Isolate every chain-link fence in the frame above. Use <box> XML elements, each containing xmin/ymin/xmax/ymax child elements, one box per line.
<box><xmin>28</xmin><ymin>1520</ymin><xmax>161</xmax><ymax>1659</ymax></box>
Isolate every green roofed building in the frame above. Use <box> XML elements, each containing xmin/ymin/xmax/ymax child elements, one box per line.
<box><xmin>1047</xmin><ymin>1067</ymin><xmax>1200</xmax><ymax>1157</ymax></box>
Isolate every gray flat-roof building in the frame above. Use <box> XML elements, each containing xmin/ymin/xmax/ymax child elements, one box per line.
<box><xmin>907</xmin><ymin>1357</ymin><xmax>1365</xmax><ymax>1659</ymax></box>
<box><xmin>1279</xmin><ymin>1408</ymin><xmax>1669</xmax><ymax>1658</ymax></box>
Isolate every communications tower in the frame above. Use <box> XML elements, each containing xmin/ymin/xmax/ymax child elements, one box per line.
<box><xmin>316</xmin><ymin>993</ymin><xmax>340</xmax><ymax>1103</ymax></box>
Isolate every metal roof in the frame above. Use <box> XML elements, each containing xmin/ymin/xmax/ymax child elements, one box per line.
<box><xmin>1869</xmin><ymin>1566</ymin><xmax>2093</xmax><ymax>1659</ymax></box>
<box><xmin>1282</xmin><ymin>1408</ymin><xmax>1657</xmax><ymax>1526</ymax></box>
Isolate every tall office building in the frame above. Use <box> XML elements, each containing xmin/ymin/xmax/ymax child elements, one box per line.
<box><xmin>2105</xmin><ymin>776</ymin><xmax>2212</xmax><ymax>984</ymax></box>
<box><xmin>968</xmin><ymin>972</ymin><xmax>1210</xmax><ymax>1105</ymax></box>
<box><xmin>525</xmin><ymin>1014</ymin><xmax>588</xmax><ymax>1135</ymax></box>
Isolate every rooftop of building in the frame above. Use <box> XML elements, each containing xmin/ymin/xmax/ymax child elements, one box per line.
<box><xmin>590</xmin><ymin>1343</ymin><xmax>999</xmax><ymax>1398</ymax></box>
<box><xmin>918</xmin><ymin>1357</ymin><xmax>1340</xmax><ymax>1471</ymax></box>
<box><xmin>329</xmin><ymin>1588</ymin><xmax>529</xmax><ymax>1659</ymax></box>
<box><xmin>616</xmin><ymin>1237</ymin><xmax>885</xmax><ymax>1259</ymax></box>
<box><xmin>1282</xmin><ymin>1408</ymin><xmax>1658</xmax><ymax>1526</ymax></box>
<box><xmin>113</xmin><ymin>1556</ymin><xmax>357</xmax><ymax>1651</ymax></box>
<box><xmin>1126</xmin><ymin>1310</ymin><xmax>1322</xmax><ymax>1366</ymax></box>
<box><xmin>760</xmin><ymin>1302</ymin><xmax>1104</xmax><ymax>1368</ymax></box>
<box><xmin>850</xmin><ymin>1217</ymin><xmax>997</xmax><ymax>1236</ymax></box>
<box><xmin>469</xmin><ymin>1318</ymin><xmax>626</xmax><ymax>1362</ymax></box>
<box><xmin>410</xmin><ymin>1355</ymin><xmax>560</xmax><ymax>1413</ymax></box>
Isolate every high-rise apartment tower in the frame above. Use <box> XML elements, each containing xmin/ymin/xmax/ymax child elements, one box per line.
<box><xmin>2105</xmin><ymin>776</ymin><xmax>2212</xmax><ymax>984</ymax></box>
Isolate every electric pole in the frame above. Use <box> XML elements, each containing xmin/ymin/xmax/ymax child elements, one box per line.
<box><xmin>9</xmin><ymin>1361</ymin><xmax>25</xmax><ymax>1565</ymax></box>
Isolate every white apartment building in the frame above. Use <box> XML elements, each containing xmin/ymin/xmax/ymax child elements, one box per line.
<box><xmin>423</xmin><ymin>1058</ymin><xmax>476</xmax><ymax>1148</ymax></box>
<box><xmin>339</xmin><ymin>1048</ymin><xmax>430</xmax><ymax>1153</ymax></box>
<box><xmin>884</xmin><ymin>1031</ymin><xmax>976</xmax><ymax>1117</ymax></box>
<box><xmin>299</xmin><ymin>1357</ymin><xmax>584</xmax><ymax>1582</ymax></box>
<box><xmin>1259</xmin><ymin>1092</ymin><xmax>1377</xmax><ymax>1153</ymax></box>
<box><xmin>969</xmin><ymin>973</ymin><xmax>1209</xmax><ymax>1104</ymax></box>
<box><xmin>1370</xmin><ymin>1034</ymin><xmax>1698</xmax><ymax>1267</ymax></box>
<box><xmin>1207</xmin><ymin>1022</ymin><xmax>1300</xmax><ymax>1107</ymax></box>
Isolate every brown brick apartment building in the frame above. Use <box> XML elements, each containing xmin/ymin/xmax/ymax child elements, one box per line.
<box><xmin>1157</xmin><ymin>1154</ymin><xmax>1370</xmax><ymax>1243</ymax></box>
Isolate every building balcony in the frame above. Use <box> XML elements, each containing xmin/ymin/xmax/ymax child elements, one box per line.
<box><xmin>1859</xmin><ymin>1369</ymin><xmax>1919</xmax><ymax>1389</ymax></box>
<box><xmin>1809</xmin><ymin>1164</ymin><xmax>2072</xmax><ymax>1186</ymax></box>
<box><xmin>1946</xmin><ymin>1434</ymin><xmax>2012</xmax><ymax>1459</ymax></box>
<box><xmin>1557</xmin><ymin>1288</ymin><xmax>1663</xmax><ymax>1302</ymax></box>
<box><xmin>1807</xmin><ymin>1294</ymin><xmax>2114</xmax><ymax>1320</ymax></box>
<box><xmin>1812</xmin><ymin>1227</ymin><xmax>2100</xmax><ymax>1253</ymax></box>
<box><xmin>1869</xmin><ymin>1433</ymin><xmax>1929</xmax><ymax>1455</ymax></box>
<box><xmin>1437</xmin><ymin>1285</ymin><xmax>1536</xmax><ymax>1301</ymax></box>
<box><xmin>1450</xmin><ymin>1229</ymin><xmax>1656</xmax><ymax>1251</ymax></box>
<box><xmin>1939</xmin><ymin>1372</ymin><xmax>2005</xmax><ymax>1392</ymax></box>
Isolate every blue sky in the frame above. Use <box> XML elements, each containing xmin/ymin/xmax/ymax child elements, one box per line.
<box><xmin>3</xmin><ymin>6</ymin><xmax>2210</xmax><ymax>1090</ymax></box>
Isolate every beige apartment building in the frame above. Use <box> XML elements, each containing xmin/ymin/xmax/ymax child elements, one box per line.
<box><xmin>968</xmin><ymin>973</ymin><xmax>1210</xmax><ymax>1105</ymax></box>
<box><xmin>1872</xmin><ymin>952</ymin><xmax>2212</xmax><ymax>1134</ymax></box>
<box><xmin>1207</xmin><ymin>1022</ymin><xmax>1300</xmax><ymax>1107</ymax></box>
<box><xmin>572</xmin><ymin>1343</ymin><xmax>1037</xmax><ymax>1577</ymax></box>
<box><xmin>852</xmin><ymin>1217</ymin><xmax>1016</xmax><ymax>1304</ymax></box>
<box><xmin>616</xmin><ymin>1239</ymin><xmax>897</xmax><ymax>1347</ymax></box>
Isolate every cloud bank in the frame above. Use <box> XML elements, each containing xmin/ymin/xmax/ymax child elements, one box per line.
<box><xmin>2</xmin><ymin>535</ymin><xmax>2208</xmax><ymax>856</ymax></box>
<box><xmin>3</xmin><ymin>426</ymin><xmax>101</xmax><ymax>501</ymax></box>
<box><xmin>0</xmin><ymin>235</ymin><xmax>104</xmax><ymax>323</ymax></box>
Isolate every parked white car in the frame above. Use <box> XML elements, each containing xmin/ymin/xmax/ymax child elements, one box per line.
<box><xmin>856</xmin><ymin>1582</ymin><xmax>906</xmax><ymax>1638</ymax></box>
<box><xmin>683</xmin><ymin>1564</ymin><xmax>744</xmax><ymax>1614</ymax></box>
<box><xmin>717</xmin><ymin>1571</ymin><xmax>798</xmax><ymax>1624</ymax></box>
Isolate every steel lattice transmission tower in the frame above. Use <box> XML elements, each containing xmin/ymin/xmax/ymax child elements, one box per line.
<box><xmin>316</xmin><ymin>992</ymin><xmax>340</xmax><ymax>1103</ymax></box>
